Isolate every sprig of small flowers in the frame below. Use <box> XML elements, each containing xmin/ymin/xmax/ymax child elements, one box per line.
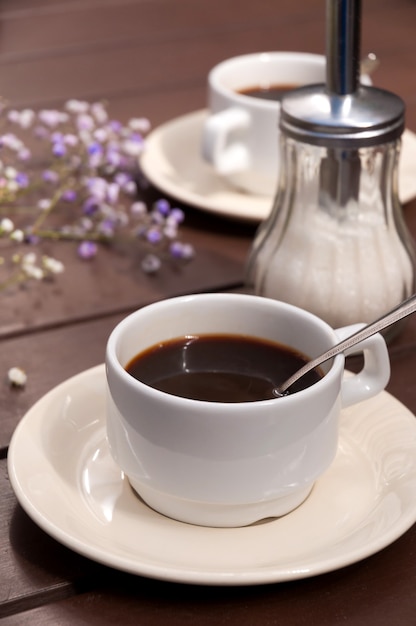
<box><xmin>0</xmin><ymin>98</ymin><xmax>194</xmax><ymax>290</ymax></box>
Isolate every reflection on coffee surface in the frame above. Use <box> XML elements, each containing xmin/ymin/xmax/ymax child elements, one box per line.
<box><xmin>238</xmin><ymin>83</ymin><xmax>299</xmax><ymax>101</ymax></box>
<box><xmin>125</xmin><ymin>334</ymin><xmax>323</xmax><ymax>402</ymax></box>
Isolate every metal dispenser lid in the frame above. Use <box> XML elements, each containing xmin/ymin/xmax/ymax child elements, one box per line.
<box><xmin>280</xmin><ymin>0</ymin><xmax>405</xmax><ymax>148</ymax></box>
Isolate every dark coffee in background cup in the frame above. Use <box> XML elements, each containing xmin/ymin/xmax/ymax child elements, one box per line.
<box><xmin>238</xmin><ymin>83</ymin><xmax>299</xmax><ymax>101</ymax></box>
<box><xmin>125</xmin><ymin>334</ymin><xmax>323</xmax><ymax>402</ymax></box>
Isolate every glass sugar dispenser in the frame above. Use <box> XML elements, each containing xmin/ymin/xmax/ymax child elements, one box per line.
<box><xmin>246</xmin><ymin>0</ymin><xmax>416</xmax><ymax>334</ymax></box>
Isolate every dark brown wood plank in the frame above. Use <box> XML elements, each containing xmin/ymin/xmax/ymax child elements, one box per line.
<box><xmin>1</xmin><ymin>1</ymin><xmax>416</xmax><ymax>128</ymax></box>
<box><xmin>0</xmin><ymin>457</ymin><xmax>106</xmax><ymax>618</ymax></box>
<box><xmin>0</xmin><ymin>313</ymin><xmax>125</xmax><ymax>448</ymax></box>
<box><xmin>0</xmin><ymin>0</ymin><xmax>324</xmax><ymax>61</ymax></box>
<box><xmin>0</xmin><ymin>20</ymin><xmax>325</xmax><ymax>109</ymax></box>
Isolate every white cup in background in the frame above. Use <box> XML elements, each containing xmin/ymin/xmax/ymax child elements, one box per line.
<box><xmin>201</xmin><ymin>52</ymin><xmax>325</xmax><ymax>196</ymax></box>
<box><xmin>201</xmin><ymin>52</ymin><xmax>371</xmax><ymax>196</ymax></box>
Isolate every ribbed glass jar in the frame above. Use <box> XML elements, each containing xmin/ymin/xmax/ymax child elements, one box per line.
<box><xmin>246</xmin><ymin>133</ymin><xmax>416</xmax><ymax>332</ymax></box>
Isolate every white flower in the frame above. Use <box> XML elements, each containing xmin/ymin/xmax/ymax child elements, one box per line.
<box><xmin>93</xmin><ymin>128</ymin><xmax>108</xmax><ymax>143</ymax></box>
<box><xmin>141</xmin><ymin>253</ymin><xmax>161</xmax><ymax>274</ymax></box>
<box><xmin>10</xmin><ymin>229</ymin><xmax>24</xmax><ymax>242</ymax></box>
<box><xmin>8</xmin><ymin>109</ymin><xmax>35</xmax><ymax>129</ymax></box>
<box><xmin>76</xmin><ymin>114</ymin><xmax>95</xmax><ymax>132</ymax></box>
<box><xmin>91</xmin><ymin>102</ymin><xmax>108</xmax><ymax>124</ymax></box>
<box><xmin>78</xmin><ymin>129</ymin><xmax>92</xmax><ymax>145</ymax></box>
<box><xmin>17</xmin><ymin>148</ymin><xmax>31</xmax><ymax>161</ymax></box>
<box><xmin>163</xmin><ymin>223</ymin><xmax>178</xmax><ymax>239</ymax></box>
<box><xmin>65</xmin><ymin>99</ymin><xmax>89</xmax><ymax>114</ymax></box>
<box><xmin>0</xmin><ymin>218</ymin><xmax>14</xmax><ymax>233</ymax></box>
<box><xmin>42</xmin><ymin>256</ymin><xmax>64</xmax><ymax>274</ymax></box>
<box><xmin>39</xmin><ymin>109</ymin><xmax>69</xmax><ymax>127</ymax></box>
<box><xmin>80</xmin><ymin>217</ymin><xmax>93</xmax><ymax>231</ymax></box>
<box><xmin>5</xmin><ymin>166</ymin><xmax>18</xmax><ymax>179</ymax></box>
<box><xmin>19</xmin><ymin>109</ymin><xmax>36</xmax><ymax>129</ymax></box>
<box><xmin>128</xmin><ymin>117</ymin><xmax>151</xmax><ymax>133</ymax></box>
<box><xmin>122</xmin><ymin>180</ymin><xmax>136</xmax><ymax>195</ymax></box>
<box><xmin>22</xmin><ymin>264</ymin><xmax>44</xmax><ymax>280</ymax></box>
<box><xmin>106</xmin><ymin>182</ymin><xmax>119</xmax><ymax>204</ymax></box>
<box><xmin>7</xmin><ymin>110</ymin><xmax>20</xmax><ymax>124</ymax></box>
<box><xmin>8</xmin><ymin>366</ymin><xmax>27</xmax><ymax>387</ymax></box>
<box><xmin>88</xmin><ymin>176</ymin><xmax>107</xmax><ymax>201</ymax></box>
<box><xmin>121</xmin><ymin>138</ymin><xmax>143</xmax><ymax>157</ymax></box>
<box><xmin>63</xmin><ymin>133</ymin><xmax>79</xmax><ymax>146</ymax></box>
<box><xmin>7</xmin><ymin>181</ymin><xmax>18</xmax><ymax>193</ymax></box>
<box><xmin>37</xmin><ymin>198</ymin><xmax>52</xmax><ymax>211</ymax></box>
<box><xmin>21</xmin><ymin>253</ymin><xmax>45</xmax><ymax>280</ymax></box>
<box><xmin>130</xmin><ymin>201</ymin><xmax>146</xmax><ymax>216</ymax></box>
<box><xmin>22</xmin><ymin>252</ymin><xmax>36</xmax><ymax>265</ymax></box>
<box><xmin>0</xmin><ymin>133</ymin><xmax>24</xmax><ymax>151</ymax></box>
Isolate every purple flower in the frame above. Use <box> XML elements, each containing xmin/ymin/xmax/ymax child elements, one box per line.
<box><xmin>52</xmin><ymin>142</ymin><xmax>66</xmax><ymax>157</ymax></box>
<box><xmin>88</xmin><ymin>142</ymin><xmax>103</xmax><ymax>155</ymax></box>
<box><xmin>17</xmin><ymin>148</ymin><xmax>31</xmax><ymax>161</ymax></box>
<box><xmin>51</xmin><ymin>132</ymin><xmax>64</xmax><ymax>143</ymax></box>
<box><xmin>169</xmin><ymin>208</ymin><xmax>185</xmax><ymax>224</ymax></box>
<box><xmin>169</xmin><ymin>241</ymin><xmax>194</xmax><ymax>260</ymax></box>
<box><xmin>78</xmin><ymin>241</ymin><xmax>98</xmax><ymax>260</ymax></box>
<box><xmin>42</xmin><ymin>169</ymin><xmax>59</xmax><ymax>183</ymax></box>
<box><xmin>82</xmin><ymin>197</ymin><xmax>100</xmax><ymax>215</ymax></box>
<box><xmin>106</xmin><ymin>148</ymin><xmax>121</xmax><ymax>168</ymax></box>
<box><xmin>16</xmin><ymin>172</ymin><xmax>29</xmax><ymax>188</ymax></box>
<box><xmin>25</xmin><ymin>232</ymin><xmax>41</xmax><ymax>245</ymax></box>
<box><xmin>154</xmin><ymin>199</ymin><xmax>170</xmax><ymax>216</ymax></box>
<box><xmin>98</xmin><ymin>219</ymin><xmax>115</xmax><ymax>238</ymax></box>
<box><xmin>61</xmin><ymin>189</ymin><xmax>77</xmax><ymax>202</ymax></box>
<box><xmin>114</xmin><ymin>172</ymin><xmax>132</xmax><ymax>187</ymax></box>
<box><xmin>146</xmin><ymin>228</ymin><xmax>162</xmax><ymax>244</ymax></box>
<box><xmin>108</xmin><ymin>120</ymin><xmax>122</xmax><ymax>133</ymax></box>
<box><xmin>34</xmin><ymin>125</ymin><xmax>49</xmax><ymax>139</ymax></box>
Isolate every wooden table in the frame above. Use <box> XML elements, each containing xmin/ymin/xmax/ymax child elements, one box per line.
<box><xmin>1</xmin><ymin>0</ymin><xmax>416</xmax><ymax>623</ymax></box>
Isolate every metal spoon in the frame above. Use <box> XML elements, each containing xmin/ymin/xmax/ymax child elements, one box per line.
<box><xmin>274</xmin><ymin>293</ymin><xmax>416</xmax><ymax>397</ymax></box>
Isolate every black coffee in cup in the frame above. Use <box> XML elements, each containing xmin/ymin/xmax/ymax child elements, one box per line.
<box><xmin>125</xmin><ymin>334</ymin><xmax>323</xmax><ymax>402</ymax></box>
<box><xmin>238</xmin><ymin>83</ymin><xmax>298</xmax><ymax>101</ymax></box>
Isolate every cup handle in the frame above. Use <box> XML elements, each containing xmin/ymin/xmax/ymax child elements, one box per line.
<box><xmin>201</xmin><ymin>107</ymin><xmax>251</xmax><ymax>174</ymax></box>
<box><xmin>334</xmin><ymin>324</ymin><xmax>391</xmax><ymax>408</ymax></box>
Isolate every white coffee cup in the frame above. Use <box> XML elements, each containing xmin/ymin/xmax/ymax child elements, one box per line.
<box><xmin>105</xmin><ymin>293</ymin><xmax>390</xmax><ymax>528</ymax></box>
<box><xmin>201</xmin><ymin>51</ymin><xmax>370</xmax><ymax>196</ymax></box>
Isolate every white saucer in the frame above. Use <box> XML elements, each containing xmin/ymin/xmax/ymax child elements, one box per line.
<box><xmin>8</xmin><ymin>364</ymin><xmax>416</xmax><ymax>586</ymax></box>
<box><xmin>140</xmin><ymin>109</ymin><xmax>416</xmax><ymax>223</ymax></box>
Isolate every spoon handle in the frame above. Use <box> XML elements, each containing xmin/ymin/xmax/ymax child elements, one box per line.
<box><xmin>277</xmin><ymin>293</ymin><xmax>416</xmax><ymax>395</ymax></box>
